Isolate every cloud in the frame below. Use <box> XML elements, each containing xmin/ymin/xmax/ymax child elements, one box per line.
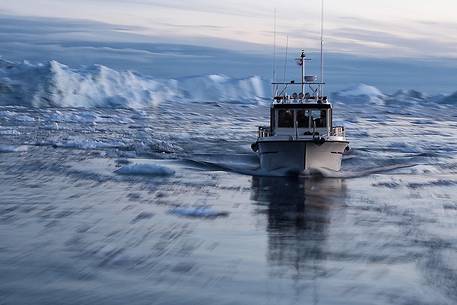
<box><xmin>93</xmin><ymin>0</ymin><xmax>272</xmax><ymax>18</ymax></box>
<box><xmin>323</xmin><ymin>16</ymin><xmax>457</xmax><ymax>58</ymax></box>
<box><xmin>2</xmin><ymin>11</ymin><xmax>457</xmax><ymax>61</ymax></box>
<box><xmin>2</xmin><ymin>1</ymin><xmax>457</xmax><ymax>59</ymax></box>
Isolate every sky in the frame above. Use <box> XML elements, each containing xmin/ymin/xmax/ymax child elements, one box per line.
<box><xmin>0</xmin><ymin>1</ymin><xmax>456</xmax><ymax>93</ymax></box>
<box><xmin>1</xmin><ymin>0</ymin><xmax>457</xmax><ymax>58</ymax></box>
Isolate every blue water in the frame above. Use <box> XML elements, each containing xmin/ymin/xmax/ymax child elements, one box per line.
<box><xmin>1</xmin><ymin>95</ymin><xmax>457</xmax><ymax>305</ymax></box>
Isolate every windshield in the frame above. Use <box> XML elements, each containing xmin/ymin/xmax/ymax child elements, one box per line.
<box><xmin>277</xmin><ymin>110</ymin><xmax>294</xmax><ymax>128</ymax></box>
<box><xmin>310</xmin><ymin>110</ymin><xmax>327</xmax><ymax>128</ymax></box>
<box><xmin>275</xmin><ymin>108</ymin><xmax>328</xmax><ymax>128</ymax></box>
<box><xmin>296</xmin><ymin>110</ymin><xmax>310</xmax><ymax>128</ymax></box>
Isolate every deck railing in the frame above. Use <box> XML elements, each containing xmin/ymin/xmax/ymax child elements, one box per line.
<box><xmin>258</xmin><ymin>125</ymin><xmax>345</xmax><ymax>138</ymax></box>
<box><xmin>258</xmin><ymin>126</ymin><xmax>271</xmax><ymax>138</ymax></box>
<box><xmin>331</xmin><ymin>126</ymin><xmax>345</xmax><ymax>137</ymax></box>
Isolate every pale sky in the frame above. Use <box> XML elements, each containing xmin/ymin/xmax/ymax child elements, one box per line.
<box><xmin>2</xmin><ymin>0</ymin><xmax>457</xmax><ymax>58</ymax></box>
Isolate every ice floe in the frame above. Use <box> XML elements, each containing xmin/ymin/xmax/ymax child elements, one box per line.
<box><xmin>168</xmin><ymin>206</ymin><xmax>229</xmax><ymax>219</ymax></box>
<box><xmin>115</xmin><ymin>163</ymin><xmax>175</xmax><ymax>176</ymax></box>
<box><xmin>0</xmin><ymin>144</ymin><xmax>28</xmax><ymax>153</ymax></box>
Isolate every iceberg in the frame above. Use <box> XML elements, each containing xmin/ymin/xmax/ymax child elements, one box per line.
<box><xmin>0</xmin><ymin>58</ymin><xmax>455</xmax><ymax>108</ymax></box>
<box><xmin>332</xmin><ymin>83</ymin><xmax>386</xmax><ymax>105</ymax></box>
<box><xmin>0</xmin><ymin>59</ymin><xmax>268</xmax><ymax>108</ymax></box>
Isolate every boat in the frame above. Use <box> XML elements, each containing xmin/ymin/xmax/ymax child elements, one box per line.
<box><xmin>251</xmin><ymin>50</ymin><xmax>349</xmax><ymax>174</ymax></box>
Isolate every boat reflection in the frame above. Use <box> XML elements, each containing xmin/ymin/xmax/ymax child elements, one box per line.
<box><xmin>251</xmin><ymin>177</ymin><xmax>347</xmax><ymax>278</ymax></box>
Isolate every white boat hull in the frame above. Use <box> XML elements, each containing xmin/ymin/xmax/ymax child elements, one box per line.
<box><xmin>257</xmin><ymin>140</ymin><xmax>348</xmax><ymax>173</ymax></box>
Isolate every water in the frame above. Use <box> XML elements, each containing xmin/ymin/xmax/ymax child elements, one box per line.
<box><xmin>1</xmin><ymin>98</ymin><xmax>457</xmax><ymax>305</ymax></box>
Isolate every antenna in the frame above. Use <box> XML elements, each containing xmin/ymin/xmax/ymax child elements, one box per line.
<box><xmin>320</xmin><ymin>0</ymin><xmax>324</xmax><ymax>98</ymax></box>
<box><xmin>301</xmin><ymin>50</ymin><xmax>305</xmax><ymax>96</ymax></box>
<box><xmin>272</xmin><ymin>9</ymin><xmax>277</xmax><ymax>96</ymax></box>
<box><xmin>282</xmin><ymin>35</ymin><xmax>289</xmax><ymax>89</ymax></box>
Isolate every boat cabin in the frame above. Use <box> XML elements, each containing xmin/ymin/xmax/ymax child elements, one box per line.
<box><xmin>269</xmin><ymin>102</ymin><xmax>332</xmax><ymax>137</ymax></box>
<box><xmin>256</xmin><ymin>50</ymin><xmax>345</xmax><ymax>140</ymax></box>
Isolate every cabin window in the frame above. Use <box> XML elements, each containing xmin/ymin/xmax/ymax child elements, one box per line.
<box><xmin>277</xmin><ymin>110</ymin><xmax>294</xmax><ymax>128</ymax></box>
<box><xmin>296</xmin><ymin>110</ymin><xmax>310</xmax><ymax>128</ymax></box>
<box><xmin>310</xmin><ymin>110</ymin><xmax>327</xmax><ymax>128</ymax></box>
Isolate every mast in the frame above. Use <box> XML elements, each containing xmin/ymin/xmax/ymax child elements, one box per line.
<box><xmin>272</xmin><ymin>9</ymin><xmax>277</xmax><ymax>96</ymax></box>
<box><xmin>282</xmin><ymin>36</ymin><xmax>289</xmax><ymax>85</ymax></box>
<box><xmin>301</xmin><ymin>50</ymin><xmax>305</xmax><ymax>96</ymax></box>
<box><xmin>320</xmin><ymin>0</ymin><xmax>324</xmax><ymax>98</ymax></box>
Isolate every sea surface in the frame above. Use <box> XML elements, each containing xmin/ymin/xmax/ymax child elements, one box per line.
<box><xmin>1</xmin><ymin>93</ymin><xmax>457</xmax><ymax>305</ymax></box>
